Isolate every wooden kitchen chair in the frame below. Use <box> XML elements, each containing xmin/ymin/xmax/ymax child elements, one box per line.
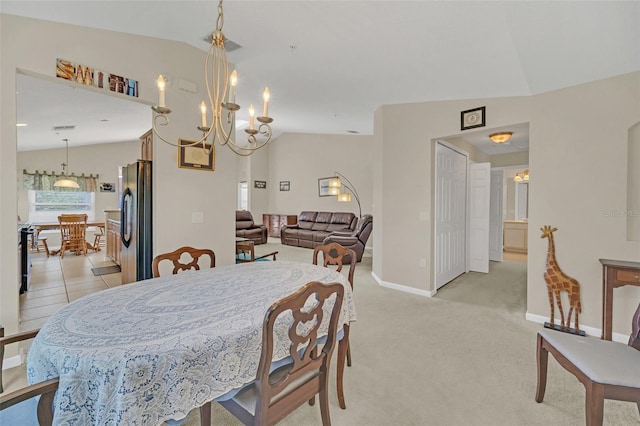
<box><xmin>58</xmin><ymin>214</ymin><xmax>88</xmax><ymax>258</ymax></box>
<box><xmin>152</xmin><ymin>246</ymin><xmax>215</xmax><ymax>278</ymax></box>
<box><xmin>312</xmin><ymin>242</ymin><xmax>356</xmax><ymax>409</ymax></box>
<box><xmin>535</xmin><ymin>302</ymin><xmax>640</xmax><ymax>425</ymax></box>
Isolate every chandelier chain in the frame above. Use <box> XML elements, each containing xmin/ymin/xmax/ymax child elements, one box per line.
<box><xmin>216</xmin><ymin>0</ymin><xmax>224</xmax><ymax>32</ymax></box>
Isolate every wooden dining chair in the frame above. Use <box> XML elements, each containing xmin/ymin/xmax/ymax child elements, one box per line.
<box><xmin>535</xmin><ymin>302</ymin><xmax>640</xmax><ymax>425</ymax></box>
<box><xmin>313</xmin><ymin>242</ymin><xmax>356</xmax><ymax>409</ymax></box>
<box><xmin>0</xmin><ymin>377</ymin><xmax>58</xmax><ymax>426</ymax></box>
<box><xmin>0</xmin><ymin>328</ymin><xmax>56</xmax><ymax>425</ymax></box>
<box><xmin>0</xmin><ymin>327</ymin><xmax>40</xmax><ymax>393</ymax></box>
<box><xmin>207</xmin><ymin>281</ymin><xmax>344</xmax><ymax>426</ymax></box>
<box><xmin>152</xmin><ymin>246</ymin><xmax>216</xmax><ymax>278</ymax></box>
<box><xmin>58</xmin><ymin>214</ymin><xmax>88</xmax><ymax>258</ymax></box>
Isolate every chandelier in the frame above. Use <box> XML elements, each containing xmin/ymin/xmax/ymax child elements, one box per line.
<box><xmin>151</xmin><ymin>0</ymin><xmax>273</xmax><ymax>157</ymax></box>
<box><xmin>54</xmin><ymin>138</ymin><xmax>79</xmax><ymax>189</ymax></box>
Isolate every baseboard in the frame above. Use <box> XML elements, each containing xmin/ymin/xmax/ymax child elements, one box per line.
<box><xmin>525</xmin><ymin>312</ymin><xmax>629</xmax><ymax>344</ymax></box>
<box><xmin>2</xmin><ymin>354</ymin><xmax>22</xmax><ymax>370</ymax></box>
<box><xmin>371</xmin><ymin>271</ymin><xmax>436</xmax><ymax>297</ymax></box>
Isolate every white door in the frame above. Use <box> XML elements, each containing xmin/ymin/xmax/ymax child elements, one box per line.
<box><xmin>435</xmin><ymin>142</ymin><xmax>467</xmax><ymax>289</ymax></box>
<box><xmin>489</xmin><ymin>169</ymin><xmax>504</xmax><ymax>262</ymax></box>
<box><xmin>469</xmin><ymin>163</ymin><xmax>490</xmax><ymax>273</ymax></box>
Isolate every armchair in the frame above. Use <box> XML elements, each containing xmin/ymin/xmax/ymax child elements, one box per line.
<box><xmin>235</xmin><ymin>210</ymin><xmax>268</xmax><ymax>245</ymax></box>
<box><xmin>322</xmin><ymin>214</ymin><xmax>372</xmax><ymax>262</ymax></box>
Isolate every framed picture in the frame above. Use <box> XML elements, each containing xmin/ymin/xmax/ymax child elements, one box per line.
<box><xmin>461</xmin><ymin>106</ymin><xmax>486</xmax><ymax>130</ymax></box>
<box><xmin>178</xmin><ymin>139</ymin><xmax>215</xmax><ymax>171</ymax></box>
<box><xmin>279</xmin><ymin>181</ymin><xmax>290</xmax><ymax>191</ymax></box>
<box><xmin>254</xmin><ymin>180</ymin><xmax>267</xmax><ymax>189</ymax></box>
<box><xmin>99</xmin><ymin>182</ymin><xmax>115</xmax><ymax>192</ymax></box>
<box><xmin>318</xmin><ymin>177</ymin><xmax>332</xmax><ymax>197</ymax></box>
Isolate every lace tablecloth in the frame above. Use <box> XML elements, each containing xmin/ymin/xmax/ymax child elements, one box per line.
<box><xmin>27</xmin><ymin>261</ymin><xmax>356</xmax><ymax>425</ymax></box>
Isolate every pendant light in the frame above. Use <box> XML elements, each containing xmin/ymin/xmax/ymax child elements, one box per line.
<box><xmin>54</xmin><ymin>138</ymin><xmax>79</xmax><ymax>189</ymax></box>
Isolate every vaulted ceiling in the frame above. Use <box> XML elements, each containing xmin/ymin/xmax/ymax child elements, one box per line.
<box><xmin>4</xmin><ymin>1</ymin><xmax>639</xmax><ymax>152</ymax></box>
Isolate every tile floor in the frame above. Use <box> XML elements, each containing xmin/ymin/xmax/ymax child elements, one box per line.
<box><xmin>19</xmin><ymin>249</ymin><xmax>122</xmax><ymax>332</ymax></box>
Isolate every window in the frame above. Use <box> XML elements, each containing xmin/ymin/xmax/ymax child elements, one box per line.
<box><xmin>238</xmin><ymin>181</ymin><xmax>248</xmax><ymax>211</ymax></box>
<box><xmin>28</xmin><ymin>190</ymin><xmax>95</xmax><ymax>223</ymax></box>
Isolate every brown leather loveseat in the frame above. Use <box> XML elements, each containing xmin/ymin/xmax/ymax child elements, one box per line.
<box><xmin>280</xmin><ymin>211</ymin><xmax>357</xmax><ymax>249</ymax></box>
<box><xmin>235</xmin><ymin>210</ymin><xmax>268</xmax><ymax>245</ymax></box>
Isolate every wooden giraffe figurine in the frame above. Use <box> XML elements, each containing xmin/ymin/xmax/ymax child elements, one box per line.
<box><xmin>540</xmin><ymin>225</ymin><xmax>582</xmax><ymax>331</ymax></box>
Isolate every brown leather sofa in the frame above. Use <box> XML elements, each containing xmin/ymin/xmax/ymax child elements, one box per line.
<box><xmin>235</xmin><ymin>210</ymin><xmax>268</xmax><ymax>245</ymax></box>
<box><xmin>322</xmin><ymin>214</ymin><xmax>372</xmax><ymax>262</ymax></box>
<box><xmin>281</xmin><ymin>211</ymin><xmax>357</xmax><ymax>249</ymax></box>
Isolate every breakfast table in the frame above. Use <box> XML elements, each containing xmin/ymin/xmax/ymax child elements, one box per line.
<box><xmin>27</xmin><ymin>260</ymin><xmax>356</xmax><ymax>425</ymax></box>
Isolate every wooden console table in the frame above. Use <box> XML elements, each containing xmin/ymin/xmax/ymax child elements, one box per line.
<box><xmin>263</xmin><ymin>214</ymin><xmax>297</xmax><ymax>238</ymax></box>
<box><xmin>599</xmin><ymin>258</ymin><xmax>640</xmax><ymax>340</ymax></box>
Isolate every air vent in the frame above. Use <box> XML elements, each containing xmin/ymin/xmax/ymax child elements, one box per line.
<box><xmin>201</xmin><ymin>33</ymin><xmax>242</xmax><ymax>52</ymax></box>
<box><xmin>52</xmin><ymin>125</ymin><xmax>75</xmax><ymax>132</ymax></box>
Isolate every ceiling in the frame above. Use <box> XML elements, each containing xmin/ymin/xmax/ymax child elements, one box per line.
<box><xmin>5</xmin><ymin>1</ymin><xmax>638</xmax><ymax>153</ymax></box>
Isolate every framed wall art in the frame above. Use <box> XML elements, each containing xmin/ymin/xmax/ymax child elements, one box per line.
<box><xmin>279</xmin><ymin>181</ymin><xmax>290</xmax><ymax>191</ymax></box>
<box><xmin>178</xmin><ymin>139</ymin><xmax>215</xmax><ymax>171</ymax></box>
<box><xmin>254</xmin><ymin>180</ymin><xmax>267</xmax><ymax>189</ymax></box>
<box><xmin>318</xmin><ymin>177</ymin><xmax>332</xmax><ymax>197</ymax></box>
<box><xmin>461</xmin><ymin>106</ymin><xmax>486</xmax><ymax>130</ymax></box>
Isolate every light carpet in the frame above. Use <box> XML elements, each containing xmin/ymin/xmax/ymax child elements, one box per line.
<box><xmin>4</xmin><ymin>240</ymin><xmax>639</xmax><ymax>425</ymax></box>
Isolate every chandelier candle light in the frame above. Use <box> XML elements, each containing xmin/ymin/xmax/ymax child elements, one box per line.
<box><xmin>328</xmin><ymin>172</ymin><xmax>362</xmax><ymax>218</ymax></box>
<box><xmin>151</xmin><ymin>0</ymin><xmax>274</xmax><ymax>156</ymax></box>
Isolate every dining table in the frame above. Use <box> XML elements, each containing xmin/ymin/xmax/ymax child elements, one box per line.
<box><xmin>27</xmin><ymin>260</ymin><xmax>356</xmax><ymax>425</ymax></box>
<box><xmin>31</xmin><ymin>221</ymin><xmax>105</xmax><ymax>255</ymax></box>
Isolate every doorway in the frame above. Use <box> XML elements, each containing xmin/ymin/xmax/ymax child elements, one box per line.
<box><xmin>433</xmin><ymin>122</ymin><xmax>530</xmax><ymax>295</ymax></box>
<box><xmin>16</xmin><ymin>71</ymin><xmax>151</xmax><ymax>328</ymax></box>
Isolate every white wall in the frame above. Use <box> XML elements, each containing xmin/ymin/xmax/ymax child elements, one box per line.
<box><xmin>266</xmin><ymin>133</ymin><xmax>373</xmax><ymax>219</ymax></box>
<box><xmin>374</xmin><ymin>72</ymin><xmax>640</xmax><ymax>335</ymax></box>
<box><xmin>1</xmin><ymin>14</ymin><xmax>237</xmax><ymax>338</ymax></box>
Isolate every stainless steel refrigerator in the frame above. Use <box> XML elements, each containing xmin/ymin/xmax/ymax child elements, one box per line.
<box><xmin>120</xmin><ymin>160</ymin><xmax>153</xmax><ymax>284</ymax></box>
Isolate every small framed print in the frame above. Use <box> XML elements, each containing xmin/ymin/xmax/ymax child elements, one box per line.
<box><xmin>318</xmin><ymin>177</ymin><xmax>332</xmax><ymax>197</ymax></box>
<box><xmin>178</xmin><ymin>139</ymin><xmax>215</xmax><ymax>171</ymax></box>
<box><xmin>254</xmin><ymin>180</ymin><xmax>267</xmax><ymax>189</ymax></box>
<box><xmin>99</xmin><ymin>182</ymin><xmax>115</xmax><ymax>192</ymax></box>
<box><xmin>279</xmin><ymin>181</ymin><xmax>290</xmax><ymax>191</ymax></box>
<box><xmin>461</xmin><ymin>106</ymin><xmax>486</xmax><ymax>131</ymax></box>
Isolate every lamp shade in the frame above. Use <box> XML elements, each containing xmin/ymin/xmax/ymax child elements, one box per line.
<box><xmin>337</xmin><ymin>192</ymin><xmax>351</xmax><ymax>202</ymax></box>
<box><xmin>54</xmin><ymin>178</ymin><xmax>80</xmax><ymax>188</ymax></box>
<box><xmin>328</xmin><ymin>177</ymin><xmax>341</xmax><ymax>188</ymax></box>
<box><xmin>489</xmin><ymin>132</ymin><xmax>513</xmax><ymax>144</ymax></box>
<box><xmin>328</xmin><ymin>187</ymin><xmax>341</xmax><ymax>196</ymax></box>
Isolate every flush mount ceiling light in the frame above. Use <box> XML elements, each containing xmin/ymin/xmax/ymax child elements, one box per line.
<box><xmin>54</xmin><ymin>138</ymin><xmax>80</xmax><ymax>189</ymax></box>
<box><xmin>152</xmin><ymin>0</ymin><xmax>273</xmax><ymax>157</ymax></box>
<box><xmin>489</xmin><ymin>132</ymin><xmax>513</xmax><ymax>144</ymax></box>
